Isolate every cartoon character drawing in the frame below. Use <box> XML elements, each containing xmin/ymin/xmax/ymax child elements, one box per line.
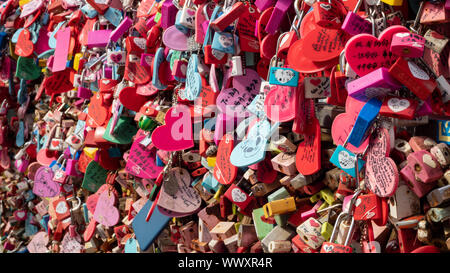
<box><xmin>218</xmin><ymin>33</ymin><xmax>234</xmax><ymax>48</ymax></box>
<box><xmin>273</xmin><ymin>69</ymin><xmax>294</xmax><ymax>84</ymax></box>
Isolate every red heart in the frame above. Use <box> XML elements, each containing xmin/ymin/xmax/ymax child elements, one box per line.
<box><xmin>124</xmin><ymin>59</ymin><xmax>151</xmax><ymax>84</ymax></box>
<box><xmin>44</xmin><ymin>69</ymin><xmax>74</xmax><ymax>95</ymax></box>
<box><xmin>151</xmin><ymin>104</ymin><xmax>194</xmax><ymax>151</ymax></box>
<box><xmin>15</xmin><ymin>29</ymin><xmax>34</xmax><ymax>57</ymax></box>
<box><xmin>119</xmin><ymin>86</ymin><xmax>149</xmax><ymax>112</ymax></box>
<box><xmin>87</xmin><ymin>93</ymin><xmax>110</xmax><ymax>127</ymax></box>
<box><xmin>51</xmin><ymin>140</ymin><xmax>60</xmax><ymax>147</ymax></box>
<box><xmin>309</xmin><ymin>219</ymin><xmax>320</xmax><ymax>227</ymax></box>
<box><xmin>310</xmin><ymin>79</ymin><xmax>322</xmax><ymax>86</ymax></box>
<box><xmin>302</xmin><ymin>28</ymin><xmax>349</xmax><ymax>62</ymax></box>
<box><xmin>345</xmin><ymin>25</ymin><xmax>409</xmax><ymax>77</ymax></box>
<box><xmin>214</xmin><ymin>134</ymin><xmax>237</xmax><ymax>185</ymax></box>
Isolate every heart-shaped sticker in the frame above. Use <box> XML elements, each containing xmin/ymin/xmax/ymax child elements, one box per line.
<box><xmin>422</xmin><ymin>153</ymin><xmax>437</xmax><ymax>168</ymax></box>
<box><xmin>151</xmin><ymin>104</ymin><xmax>194</xmax><ymax>151</ymax></box>
<box><xmin>93</xmin><ymin>190</ymin><xmax>120</xmax><ymax>227</ymax></box>
<box><xmin>387</xmin><ymin>97</ymin><xmax>410</xmax><ymax>112</ymax></box>
<box><xmin>231</xmin><ymin>187</ymin><xmax>248</xmax><ymax>203</ymax></box>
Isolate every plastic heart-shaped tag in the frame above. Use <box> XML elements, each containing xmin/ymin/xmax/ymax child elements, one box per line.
<box><xmin>179</xmin><ymin>54</ymin><xmax>202</xmax><ymax>101</ymax></box>
<box><xmin>60</xmin><ymin>232</ymin><xmax>83</xmax><ymax>253</ymax></box>
<box><xmin>230</xmin><ymin>119</ymin><xmax>271</xmax><ymax>167</ymax></box>
<box><xmin>16</xmin><ymin>56</ymin><xmax>41</xmax><ymax>80</ymax></box>
<box><xmin>302</xmin><ymin>27</ymin><xmax>349</xmax><ymax>62</ymax></box>
<box><xmin>81</xmin><ymin>160</ymin><xmax>108</xmax><ymax>193</ymax></box>
<box><xmin>157</xmin><ymin>167</ymin><xmax>201</xmax><ymax>214</ymax></box>
<box><xmin>214</xmin><ymin>134</ymin><xmax>237</xmax><ymax>185</ymax></box>
<box><xmin>15</xmin><ymin>29</ymin><xmax>34</xmax><ymax>57</ymax></box>
<box><xmin>264</xmin><ymin>85</ymin><xmax>297</xmax><ymax>122</ymax></box>
<box><xmin>151</xmin><ymin>104</ymin><xmax>194</xmax><ymax>151</ymax></box>
<box><xmin>27</xmin><ymin>231</ymin><xmax>49</xmax><ymax>253</ymax></box>
<box><xmin>126</xmin><ymin>136</ymin><xmax>164</xmax><ymax>179</ymax></box>
<box><xmin>365</xmin><ymin>129</ymin><xmax>398</xmax><ymax>197</ymax></box>
<box><xmin>87</xmin><ymin>92</ymin><xmax>109</xmax><ymax>127</ymax></box>
<box><xmin>345</xmin><ymin>25</ymin><xmax>409</xmax><ymax>77</ymax></box>
<box><xmin>93</xmin><ymin>190</ymin><xmax>120</xmax><ymax>227</ymax></box>
<box><xmin>33</xmin><ymin>166</ymin><xmax>61</xmax><ymax>197</ymax></box>
<box><xmin>119</xmin><ymin>86</ymin><xmax>149</xmax><ymax>112</ymax></box>
<box><xmin>103</xmin><ymin>116</ymin><xmax>138</xmax><ymax>144</ymax></box>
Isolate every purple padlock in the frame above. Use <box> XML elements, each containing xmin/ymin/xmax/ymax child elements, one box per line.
<box><xmin>265</xmin><ymin>0</ymin><xmax>293</xmax><ymax>35</ymax></box>
<box><xmin>346</xmin><ymin>67</ymin><xmax>402</xmax><ymax>101</ymax></box>
<box><xmin>109</xmin><ymin>17</ymin><xmax>133</xmax><ymax>43</ymax></box>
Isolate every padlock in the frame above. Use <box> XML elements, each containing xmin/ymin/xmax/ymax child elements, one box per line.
<box><xmin>296</xmin><ymin>217</ymin><xmax>325</xmax><ymax>249</ymax></box>
<box><xmin>379</xmin><ymin>96</ymin><xmax>418</xmax><ymax>120</ymax></box>
<box><xmin>312</xmin><ymin>0</ymin><xmax>344</xmax><ymax>29</ymax></box>
<box><xmin>388</xmin><ymin>57</ymin><xmax>437</xmax><ymax>101</ymax></box>
<box><xmin>427</xmin><ymin>185</ymin><xmax>450</xmax><ymax>207</ymax></box>
<box><xmin>346</xmin><ymin>68</ymin><xmax>401</xmax><ymax>101</ymax></box>
<box><xmin>400</xmin><ymin>162</ymin><xmax>437</xmax><ymax>198</ymax></box>
<box><xmin>390</xmin><ymin>32</ymin><xmax>425</xmax><ymax>58</ymax></box>
<box><xmin>353</xmin><ymin>193</ymin><xmax>382</xmax><ymax>221</ymax></box>
<box><xmin>320</xmin><ymin>212</ymin><xmax>355</xmax><ymax>253</ymax></box>
<box><xmin>389</xmin><ymin>184</ymin><xmax>421</xmax><ymax>220</ymax></box>
<box><xmin>341</xmin><ymin>0</ymin><xmax>372</xmax><ymax>36</ymax></box>
<box><xmin>263</xmin><ymin>197</ymin><xmax>296</xmax><ymax>217</ymax></box>
<box><xmin>430</xmin><ymin>143</ymin><xmax>450</xmax><ymax>167</ymax></box>
<box><xmin>423</xmin><ymin>29</ymin><xmax>449</xmax><ymax>55</ymax></box>
<box><xmin>406</xmin><ymin>150</ymin><xmax>443</xmax><ymax>183</ymax></box>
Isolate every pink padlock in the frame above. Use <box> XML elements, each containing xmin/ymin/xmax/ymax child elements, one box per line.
<box><xmin>408</xmin><ymin>136</ymin><xmax>436</xmax><ymax>152</ymax></box>
<box><xmin>406</xmin><ymin>150</ymin><xmax>443</xmax><ymax>184</ymax></box>
<box><xmin>109</xmin><ymin>17</ymin><xmax>133</xmax><ymax>43</ymax></box>
<box><xmin>87</xmin><ymin>29</ymin><xmax>112</xmax><ymax>48</ymax></box>
<box><xmin>77</xmin><ymin>86</ymin><xmax>92</xmax><ymax>99</ymax></box>
<box><xmin>172</xmin><ymin>59</ymin><xmax>188</xmax><ymax>78</ymax></box>
<box><xmin>265</xmin><ymin>0</ymin><xmax>292</xmax><ymax>35</ymax></box>
<box><xmin>65</xmin><ymin>159</ymin><xmax>83</xmax><ymax>177</ymax></box>
<box><xmin>15</xmin><ymin>157</ymin><xmax>29</xmax><ymax>172</ymax></box>
<box><xmin>341</xmin><ymin>12</ymin><xmax>372</xmax><ymax>36</ymax></box>
<box><xmin>400</xmin><ymin>162</ymin><xmax>436</xmax><ymax>198</ymax></box>
<box><xmin>346</xmin><ymin>67</ymin><xmax>402</xmax><ymax>101</ymax></box>
<box><xmin>161</xmin><ymin>1</ymin><xmax>178</xmax><ymax>29</ymax></box>
<box><xmin>390</xmin><ymin>32</ymin><xmax>425</xmax><ymax>58</ymax></box>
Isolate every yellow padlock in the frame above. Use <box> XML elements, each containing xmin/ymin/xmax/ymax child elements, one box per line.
<box><xmin>73</xmin><ymin>53</ymin><xmax>84</xmax><ymax>71</ymax></box>
<box><xmin>207</xmin><ymin>156</ymin><xmax>216</xmax><ymax>167</ymax></box>
<box><xmin>380</xmin><ymin>0</ymin><xmax>403</xmax><ymax>6</ymax></box>
<box><xmin>320</xmin><ymin>188</ymin><xmax>335</xmax><ymax>205</ymax></box>
<box><xmin>83</xmin><ymin>147</ymin><xmax>98</xmax><ymax>159</ymax></box>
<box><xmin>321</xmin><ymin>222</ymin><xmax>334</xmax><ymax>241</ymax></box>
<box><xmin>263</xmin><ymin>197</ymin><xmax>296</xmax><ymax>218</ymax></box>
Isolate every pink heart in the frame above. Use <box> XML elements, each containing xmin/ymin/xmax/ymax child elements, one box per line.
<box><xmin>331</xmin><ymin>113</ymin><xmax>369</xmax><ymax>154</ymax></box>
<box><xmin>32</xmin><ymin>166</ymin><xmax>60</xmax><ymax>197</ymax></box>
<box><xmin>157</xmin><ymin>167</ymin><xmax>201</xmax><ymax>214</ymax></box>
<box><xmin>151</xmin><ymin>104</ymin><xmax>194</xmax><ymax>151</ymax></box>
<box><xmin>309</xmin><ymin>219</ymin><xmax>320</xmax><ymax>227</ymax></box>
<box><xmin>264</xmin><ymin>85</ymin><xmax>297</xmax><ymax>122</ymax></box>
<box><xmin>93</xmin><ymin>190</ymin><xmax>120</xmax><ymax>227</ymax></box>
<box><xmin>345</xmin><ymin>25</ymin><xmax>409</xmax><ymax>77</ymax></box>
<box><xmin>365</xmin><ymin>129</ymin><xmax>399</xmax><ymax>197</ymax></box>
<box><xmin>27</xmin><ymin>231</ymin><xmax>49</xmax><ymax>253</ymax></box>
<box><xmin>126</xmin><ymin>136</ymin><xmax>164</xmax><ymax>179</ymax></box>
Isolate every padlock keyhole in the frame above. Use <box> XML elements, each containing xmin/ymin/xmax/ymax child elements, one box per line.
<box><xmin>414</xmin><ymin>164</ymin><xmax>421</xmax><ymax>172</ymax></box>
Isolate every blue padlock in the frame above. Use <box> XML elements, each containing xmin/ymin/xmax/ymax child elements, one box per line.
<box><xmin>347</xmin><ymin>98</ymin><xmax>382</xmax><ymax>148</ymax></box>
